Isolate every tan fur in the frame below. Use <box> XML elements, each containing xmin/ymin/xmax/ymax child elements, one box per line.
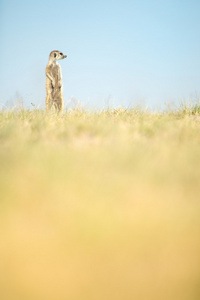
<box><xmin>46</xmin><ymin>50</ymin><xmax>67</xmax><ymax>112</ymax></box>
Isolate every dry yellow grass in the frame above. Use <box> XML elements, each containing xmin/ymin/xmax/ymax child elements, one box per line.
<box><xmin>0</xmin><ymin>107</ymin><xmax>200</xmax><ymax>300</ymax></box>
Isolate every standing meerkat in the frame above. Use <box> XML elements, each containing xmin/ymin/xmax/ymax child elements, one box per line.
<box><xmin>46</xmin><ymin>50</ymin><xmax>67</xmax><ymax>112</ymax></box>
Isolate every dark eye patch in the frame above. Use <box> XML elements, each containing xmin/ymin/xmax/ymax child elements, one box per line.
<box><xmin>60</xmin><ymin>52</ymin><xmax>63</xmax><ymax>55</ymax></box>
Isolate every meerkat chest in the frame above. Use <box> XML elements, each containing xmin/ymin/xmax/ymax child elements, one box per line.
<box><xmin>51</xmin><ymin>64</ymin><xmax>60</xmax><ymax>79</ymax></box>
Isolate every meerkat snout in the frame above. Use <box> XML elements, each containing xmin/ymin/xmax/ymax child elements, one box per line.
<box><xmin>58</xmin><ymin>52</ymin><xmax>67</xmax><ymax>59</ymax></box>
<box><xmin>60</xmin><ymin>52</ymin><xmax>67</xmax><ymax>59</ymax></box>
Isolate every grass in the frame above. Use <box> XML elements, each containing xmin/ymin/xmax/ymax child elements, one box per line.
<box><xmin>0</xmin><ymin>105</ymin><xmax>200</xmax><ymax>300</ymax></box>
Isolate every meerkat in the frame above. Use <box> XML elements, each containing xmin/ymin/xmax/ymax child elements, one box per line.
<box><xmin>46</xmin><ymin>50</ymin><xmax>67</xmax><ymax>112</ymax></box>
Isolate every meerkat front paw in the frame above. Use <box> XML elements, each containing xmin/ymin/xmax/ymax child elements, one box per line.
<box><xmin>51</xmin><ymin>82</ymin><xmax>55</xmax><ymax>89</ymax></box>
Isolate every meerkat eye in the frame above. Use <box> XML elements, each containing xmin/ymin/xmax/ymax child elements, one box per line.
<box><xmin>60</xmin><ymin>52</ymin><xmax>63</xmax><ymax>55</ymax></box>
<box><xmin>54</xmin><ymin>53</ymin><xmax>57</xmax><ymax>58</ymax></box>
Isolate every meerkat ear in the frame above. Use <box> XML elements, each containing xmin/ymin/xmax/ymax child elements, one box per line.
<box><xmin>54</xmin><ymin>53</ymin><xmax>57</xmax><ymax>58</ymax></box>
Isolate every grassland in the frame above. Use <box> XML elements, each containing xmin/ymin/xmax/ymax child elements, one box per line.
<box><xmin>0</xmin><ymin>106</ymin><xmax>200</xmax><ymax>300</ymax></box>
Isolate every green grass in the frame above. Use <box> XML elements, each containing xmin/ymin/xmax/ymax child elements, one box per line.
<box><xmin>0</xmin><ymin>106</ymin><xmax>200</xmax><ymax>300</ymax></box>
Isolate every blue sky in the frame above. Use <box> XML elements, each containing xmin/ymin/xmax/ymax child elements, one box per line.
<box><xmin>0</xmin><ymin>0</ymin><xmax>200</xmax><ymax>109</ymax></box>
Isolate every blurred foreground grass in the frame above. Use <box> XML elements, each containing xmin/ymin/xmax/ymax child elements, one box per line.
<box><xmin>0</xmin><ymin>107</ymin><xmax>200</xmax><ymax>300</ymax></box>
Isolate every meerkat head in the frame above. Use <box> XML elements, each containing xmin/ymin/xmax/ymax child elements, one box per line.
<box><xmin>49</xmin><ymin>50</ymin><xmax>67</xmax><ymax>62</ymax></box>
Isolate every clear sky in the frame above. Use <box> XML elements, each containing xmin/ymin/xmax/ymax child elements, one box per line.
<box><xmin>0</xmin><ymin>0</ymin><xmax>200</xmax><ymax>110</ymax></box>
